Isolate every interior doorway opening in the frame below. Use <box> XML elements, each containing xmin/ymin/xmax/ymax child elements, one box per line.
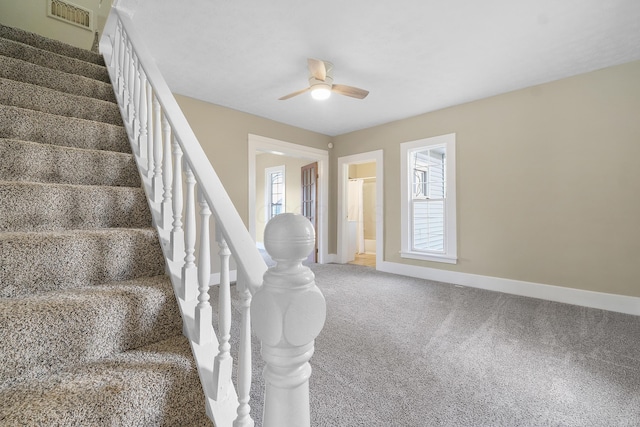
<box><xmin>346</xmin><ymin>162</ymin><xmax>377</xmax><ymax>264</ymax></box>
<box><xmin>338</xmin><ymin>150</ymin><xmax>384</xmax><ymax>268</ymax></box>
<box><xmin>248</xmin><ymin>134</ymin><xmax>329</xmax><ymax>264</ymax></box>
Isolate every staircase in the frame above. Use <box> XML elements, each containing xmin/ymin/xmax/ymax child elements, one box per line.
<box><xmin>0</xmin><ymin>23</ymin><xmax>211</xmax><ymax>426</ymax></box>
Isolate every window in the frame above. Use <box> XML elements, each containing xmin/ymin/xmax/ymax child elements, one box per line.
<box><xmin>265</xmin><ymin>165</ymin><xmax>285</xmax><ymax>221</ymax></box>
<box><xmin>400</xmin><ymin>134</ymin><xmax>457</xmax><ymax>263</ymax></box>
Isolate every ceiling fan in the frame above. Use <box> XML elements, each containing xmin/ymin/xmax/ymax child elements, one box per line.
<box><xmin>279</xmin><ymin>58</ymin><xmax>369</xmax><ymax>101</ymax></box>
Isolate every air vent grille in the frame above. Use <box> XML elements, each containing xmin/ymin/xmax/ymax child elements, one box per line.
<box><xmin>47</xmin><ymin>0</ymin><xmax>93</xmax><ymax>31</ymax></box>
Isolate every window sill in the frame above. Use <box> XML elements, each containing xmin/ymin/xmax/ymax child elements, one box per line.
<box><xmin>400</xmin><ymin>251</ymin><xmax>458</xmax><ymax>264</ymax></box>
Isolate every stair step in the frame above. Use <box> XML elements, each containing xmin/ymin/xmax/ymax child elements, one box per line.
<box><xmin>0</xmin><ymin>228</ymin><xmax>165</xmax><ymax>298</ymax></box>
<box><xmin>0</xmin><ymin>55</ymin><xmax>116</xmax><ymax>103</ymax></box>
<box><xmin>0</xmin><ymin>78</ymin><xmax>123</xmax><ymax>125</ymax></box>
<box><xmin>0</xmin><ymin>181</ymin><xmax>151</xmax><ymax>232</ymax></box>
<box><xmin>0</xmin><ymin>23</ymin><xmax>104</xmax><ymax>66</ymax></box>
<box><xmin>0</xmin><ymin>38</ymin><xmax>110</xmax><ymax>83</ymax></box>
<box><xmin>0</xmin><ymin>22</ymin><xmax>211</xmax><ymax>425</ymax></box>
<box><xmin>0</xmin><ymin>138</ymin><xmax>140</xmax><ymax>187</ymax></box>
<box><xmin>188</xmin><ymin>416</ymin><xmax>214</xmax><ymax>426</ymax></box>
<box><xmin>0</xmin><ymin>275</ymin><xmax>181</xmax><ymax>388</ymax></box>
<box><xmin>0</xmin><ymin>335</ymin><xmax>208</xmax><ymax>426</ymax></box>
<box><xmin>0</xmin><ymin>105</ymin><xmax>130</xmax><ymax>153</ymax></box>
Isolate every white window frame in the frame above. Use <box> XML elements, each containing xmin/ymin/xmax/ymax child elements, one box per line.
<box><xmin>265</xmin><ymin>165</ymin><xmax>285</xmax><ymax>222</ymax></box>
<box><xmin>400</xmin><ymin>133</ymin><xmax>457</xmax><ymax>264</ymax></box>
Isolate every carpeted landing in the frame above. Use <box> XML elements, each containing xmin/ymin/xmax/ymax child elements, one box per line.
<box><xmin>216</xmin><ymin>261</ymin><xmax>640</xmax><ymax>427</ymax></box>
<box><xmin>311</xmin><ymin>265</ymin><xmax>640</xmax><ymax>427</ymax></box>
<box><xmin>0</xmin><ymin>23</ymin><xmax>210</xmax><ymax>425</ymax></box>
<box><xmin>309</xmin><ymin>264</ymin><xmax>640</xmax><ymax>426</ymax></box>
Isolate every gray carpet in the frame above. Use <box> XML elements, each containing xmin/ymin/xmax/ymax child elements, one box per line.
<box><xmin>0</xmin><ymin>22</ymin><xmax>210</xmax><ymax>425</ymax></box>
<box><xmin>218</xmin><ymin>261</ymin><xmax>640</xmax><ymax>426</ymax></box>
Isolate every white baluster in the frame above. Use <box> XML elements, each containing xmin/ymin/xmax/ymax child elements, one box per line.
<box><xmin>131</xmin><ymin>52</ymin><xmax>141</xmax><ymax>151</ymax></box>
<box><xmin>151</xmin><ymin>94</ymin><xmax>163</xmax><ymax>203</ymax></box>
<box><xmin>122</xmin><ymin>36</ymin><xmax>131</xmax><ymax>122</ymax></box>
<box><xmin>127</xmin><ymin>39</ymin><xmax>135</xmax><ymax>124</ymax></box>
<box><xmin>181</xmin><ymin>163</ymin><xmax>197</xmax><ymax>301</ymax></box>
<box><xmin>116</xmin><ymin>22</ymin><xmax>126</xmax><ymax>98</ymax></box>
<box><xmin>112</xmin><ymin>21</ymin><xmax>122</xmax><ymax>95</ymax></box>
<box><xmin>137</xmin><ymin>66</ymin><xmax>148</xmax><ymax>165</ymax></box>
<box><xmin>146</xmin><ymin>81</ymin><xmax>154</xmax><ymax>178</ymax></box>
<box><xmin>212</xmin><ymin>226</ymin><xmax>232</xmax><ymax>400</ymax></box>
<box><xmin>170</xmin><ymin>136</ymin><xmax>184</xmax><ymax>262</ymax></box>
<box><xmin>161</xmin><ymin>114</ymin><xmax>173</xmax><ymax>229</ymax></box>
<box><xmin>252</xmin><ymin>213</ymin><xmax>326</xmax><ymax>427</ymax></box>
<box><xmin>195</xmin><ymin>188</ymin><xmax>213</xmax><ymax>345</ymax></box>
<box><xmin>234</xmin><ymin>269</ymin><xmax>254</xmax><ymax>427</ymax></box>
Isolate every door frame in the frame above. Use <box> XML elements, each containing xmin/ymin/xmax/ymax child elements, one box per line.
<box><xmin>337</xmin><ymin>150</ymin><xmax>384</xmax><ymax>266</ymax></box>
<box><xmin>248</xmin><ymin>134</ymin><xmax>329</xmax><ymax>264</ymax></box>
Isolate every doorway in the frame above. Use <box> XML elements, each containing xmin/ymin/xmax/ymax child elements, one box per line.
<box><xmin>248</xmin><ymin>134</ymin><xmax>329</xmax><ymax>263</ymax></box>
<box><xmin>337</xmin><ymin>150</ymin><xmax>384</xmax><ymax>268</ymax></box>
<box><xmin>347</xmin><ymin>162</ymin><xmax>376</xmax><ymax>266</ymax></box>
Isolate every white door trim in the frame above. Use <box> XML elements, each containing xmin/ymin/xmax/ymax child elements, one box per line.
<box><xmin>337</xmin><ymin>150</ymin><xmax>384</xmax><ymax>266</ymax></box>
<box><xmin>248</xmin><ymin>134</ymin><xmax>329</xmax><ymax>264</ymax></box>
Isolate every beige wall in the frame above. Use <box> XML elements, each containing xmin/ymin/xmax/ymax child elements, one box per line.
<box><xmin>179</xmin><ymin>62</ymin><xmax>639</xmax><ymax>298</ymax></box>
<box><xmin>333</xmin><ymin>60</ymin><xmax>640</xmax><ymax>298</ymax></box>
<box><xmin>174</xmin><ymin>94</ymin><xmax>332</xmax><ymax>229</ymax></box>
<box><xmin>348</xmin><ymin>162</ymin><xmax>376</xmax><ymax>179</ymax></box>
<box><xmin>0</xmin><ymin>0</ymin><xmax>110</xmax><ymax>50</ymax></box>
<box><xmin>255</xmin><ymin>153</ymin><xmax>311</xmax><ymax>244</ymax></box>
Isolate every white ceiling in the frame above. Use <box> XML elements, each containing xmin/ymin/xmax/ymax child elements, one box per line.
<box><xmin>119</xmin><ymin>0</ymin><xmax>640</xmax><ymax>136</ymax></box>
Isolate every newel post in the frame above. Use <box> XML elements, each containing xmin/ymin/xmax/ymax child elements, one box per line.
<box><xmin>251</xmin><ymin>213</ymin><xmax>326</xmax><ymax>427</ymax></box>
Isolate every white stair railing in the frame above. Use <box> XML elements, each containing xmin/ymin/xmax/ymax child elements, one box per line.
<box><xmin>100</xmin><ymin>7</ymin><xmax>326</xmax><ymax>427</ymax></box>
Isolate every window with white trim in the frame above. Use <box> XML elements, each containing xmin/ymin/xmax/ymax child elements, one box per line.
<box><xmin>400</xmin><ymin>134</ymin><xmax>457</xmax><ymax>263</ymax></box>
<box><xmin>265</xmin><ymin>165</ymin><xmax>285</xmax><ymax>221</ymax></box>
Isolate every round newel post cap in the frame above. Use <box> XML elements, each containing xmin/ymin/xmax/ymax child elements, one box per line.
<box><xmin>264</xmin><ymin>213</ymin><xmax>315</xmax><ymax>262</ymax></box>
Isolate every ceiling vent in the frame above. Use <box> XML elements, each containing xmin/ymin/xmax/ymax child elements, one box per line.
<box><xmin>47</xmin><ymin>0</ymin><xmax>93</xmax><ymax>31</ymax></box>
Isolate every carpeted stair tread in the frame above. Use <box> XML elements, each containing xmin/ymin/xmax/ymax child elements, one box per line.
<box><xmin>0</xmin><ymin>181</ymin><xmax>151</xmax><ymax>232</ymax></box>
<box><xmin>0</xmin><ymin>228</ymin><xmax>166</xmax><ymax>298</ymax></box>
<box><xmin>187</xmin><ymin>416</ymin><xmax>215</xmax><ymax>426</ymax></box>
<box><xmin>0</xmin><ymin>23</ymin><xmax>104</xmax><ymax>65</ymax></box>
<box><xmin>0</xmin><ymin>275</ymin><xmax>181</xmax><ymax>389</ymax></box>
<box><xmin>0</xmin><ymin>21</ymin><xmax>211</xmax><ymax>426</ymax></box>
<box><xmin>0</xmin><ymin>105</ymin><xmax>129</xmax><ymax>152</ymax></box>
<box><xmin>0</xmin><ymin>55</ymin><xmax>116</xmax><ymax>103</ymax></box>
<box><xmin>0</xmin><ymin>335</ymin><xmax>207</xmax><ymax>426</ymax></box>
<box><xmin>0</xmin><ymin>78</ymin><xmax>123</xmax><ymax>125</ymax></box>
<box><xmin>0</xmin><ymin>38</ymin><xmax>110</xmax><ymax>82</ymax></box>
<box><xmin>0</xmin><ymin>138</ymin><xmax>140</xmax><ymax>187</ymax></box>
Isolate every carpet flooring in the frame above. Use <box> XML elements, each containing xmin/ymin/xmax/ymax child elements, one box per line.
<box><xmin>0</xmin><ymin>23</ymin><xmax>210</xmax><ymax>425</ymax></box>
<box><xmin>222</xmin><ymin>261</ymin><xmax>640</xmax><ymax>426</ymax></box>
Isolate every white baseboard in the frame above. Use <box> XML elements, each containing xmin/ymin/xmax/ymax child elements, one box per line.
<box><xmin>364</xmin><ymin>239</ymin><xmax>376</xmax><ymax>254</ymax></box>
<box><xmin>325</xmin><ymin>253</ymin><xmax>339</xmax><ymax>264</ymax></box>
<box><xmin>377</xmin><ymin>261</ymin><xmax>640</xmax><ymax>316</ymax></box>
<box><xmin>209</xmin><ymin>270</ymin><xmax>238</xmax><ymax>286</ymax></box>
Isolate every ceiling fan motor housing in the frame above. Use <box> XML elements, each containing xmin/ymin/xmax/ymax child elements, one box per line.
<box><xmin>279</xmin><ymin>59</ymin><xmax>368</xmax><ymax>100</ymax></box>
<box><xmin>309</xmin><ymin>64</ymin><xmax>333</xmax><ymax>99</ymax></box>
<box><xmin>309</xmin><ymin>75</ymin><xmax>334</xmax><ymax>90</ymax></box>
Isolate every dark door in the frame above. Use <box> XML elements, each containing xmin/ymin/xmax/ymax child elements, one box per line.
<box><xmin>301</xmin><ymin>162</ymin><xmax>318</xmax><ymax>263</ymax></box>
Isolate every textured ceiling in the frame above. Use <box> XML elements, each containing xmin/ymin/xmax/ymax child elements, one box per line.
<box><xmin>119</xmin><ymin>0</ymin><xmax>640</xmax><ymax>136</ymax></box>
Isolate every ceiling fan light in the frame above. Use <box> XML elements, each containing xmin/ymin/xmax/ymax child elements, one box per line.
<box><xmin>311</xmin><ymin>86</ymin><xmax>331</xmax><ymax>100</ymax></box>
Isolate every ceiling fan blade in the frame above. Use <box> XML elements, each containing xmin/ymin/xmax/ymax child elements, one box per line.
<box><xmin>331</xmin><ymin>84</ymin><xmax>369</xmax><ymax>99</ymax></box>
<box><xmin>278</xmin><ymin>87</ymin><xmax>311</xmax><ymax>100</ymax></box>
<box><xmin>307</xmin><ymin>58</ymin><xmax>327</xmax><ymax>81</ymax></box>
